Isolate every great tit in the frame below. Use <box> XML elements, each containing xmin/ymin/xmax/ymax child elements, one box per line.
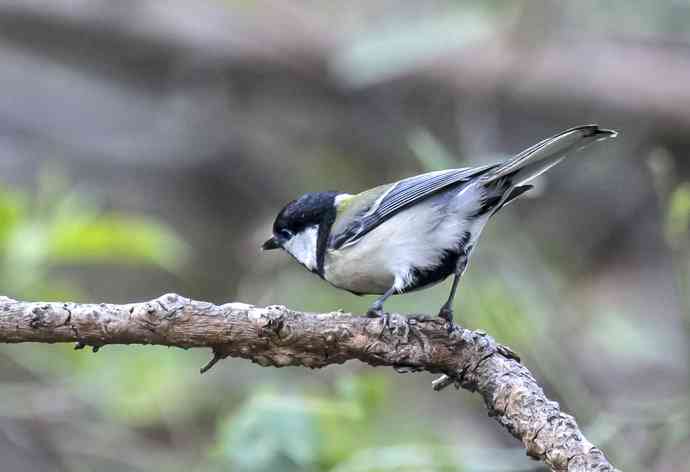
<box><xmin>262</xmin><ymin>125</ymin><xmax>616</xmax><ymax>331</ymax></box>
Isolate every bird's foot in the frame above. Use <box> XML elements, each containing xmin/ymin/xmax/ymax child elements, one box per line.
<box><xmin>438</xmin><ymin>306</ymin><xmax>455</xmax><ymax>334</ymax></box>
<box><xmin>367</xmin><ymin>308</ymin><xmax>408</xmax><ymax>337</ymax></box>
<box><xmin>366</xmin><ymin>307</ymin><xmax>389</xmax><ymax>329</ymax></box>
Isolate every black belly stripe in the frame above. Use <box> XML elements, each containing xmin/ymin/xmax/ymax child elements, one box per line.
<box><xmin>404</xmin><ymin>231</ymin><xmax>471</xmax><ymax>293</ymax></box>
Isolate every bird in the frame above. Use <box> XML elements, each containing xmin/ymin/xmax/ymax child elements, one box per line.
<box><xmin>262</xmin><ymin>125</ymin><xmax>617</xmax><ymax>331</ymax></box>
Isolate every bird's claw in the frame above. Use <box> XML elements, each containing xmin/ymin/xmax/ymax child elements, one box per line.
<box><xmin>386</xmin><ymin>313</ymin><xmax>410</xmax><ymax>338</ymax></box>
<box><xmin>366</xmin><ymin>307</ymin><xmax>390</xmax><ymax>330</ymax></box>
<box><xmin>366</xmin><ymin>309</ymin><xmax>410</xmax><ymax>337</ymax></box>
<box><xmin>380</xmin><ymin>313</ymin><xmax>391</xmax><ymax>332</ymax></box>
<box><xmin>438</xmin><ymin>306</ymin><xmax>455</xmax><ymax>334</ymax></box>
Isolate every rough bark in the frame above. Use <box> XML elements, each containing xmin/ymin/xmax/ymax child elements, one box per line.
<box><xmin>0</xmin><ymin>293</ymin><xmax>618</xmax><ymax>472</ymax></box>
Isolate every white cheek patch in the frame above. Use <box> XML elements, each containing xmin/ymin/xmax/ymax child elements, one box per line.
<box><xmin>283</xmin><ymin>225</ymin><xmax>319</xmax><ymax>270</ymax></box>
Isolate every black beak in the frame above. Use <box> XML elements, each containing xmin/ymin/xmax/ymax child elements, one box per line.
<box><xmin>262</xmin><ymin>236</ymin><xmax>280</xmax><ymax>251</ymax></box>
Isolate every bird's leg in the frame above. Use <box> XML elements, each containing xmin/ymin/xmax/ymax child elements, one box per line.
<box><xmin>438</xmin><ymin>274</ymin><xmax>460</xmax><ymax>330</ymax></box>
<box><xmin>366</xmin><ymin>285</ymin><xmax>397</xmax><ymax>326</ymax></box>
<box><xmin>438</xmin><ymin>250</ymin><xmax>469</xmax><ymax>333</ymax></box>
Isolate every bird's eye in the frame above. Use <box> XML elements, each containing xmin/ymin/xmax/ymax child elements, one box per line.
<box><xmin>279</xmin><ymin>229</ymin><xmax>293</xmax><ymax>239</ymax></box>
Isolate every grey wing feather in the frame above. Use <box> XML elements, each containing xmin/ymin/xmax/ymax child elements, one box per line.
<box><xmin>334</xmin><ymin>165</ymin><xmax>494</xmax><ymax>249</ymax></box>
<box><xmin>370</xmin><ymin>166</ymin><xmax>492</xmax><ymax>219</ymax></box>
<box><xmin>479</xmin><ymin>124</ymin><xmax>616</xmax><ymax>185</ymax></box>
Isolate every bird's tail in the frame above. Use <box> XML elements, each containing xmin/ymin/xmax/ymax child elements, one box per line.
<box><xmin>479</xmin><ymin>125</ymin><xmax>617</xmax><ymax>186</ymax></box>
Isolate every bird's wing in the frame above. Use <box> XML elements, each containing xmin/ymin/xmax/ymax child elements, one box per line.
<box><xmin>479</xmin><ymin>124</ymin><xmax>616</xmax><ymax>185</ymax></box>
<box><xmin>331</xmin><ymin>166</ymin><xmax>494</xmax><ymax>249</ymax></box>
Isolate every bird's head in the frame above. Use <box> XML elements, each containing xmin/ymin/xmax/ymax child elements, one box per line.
<box><xmin>262</xmin><ymin>191</ymin><xmax>341</xmax><ymax>270</ymax></box>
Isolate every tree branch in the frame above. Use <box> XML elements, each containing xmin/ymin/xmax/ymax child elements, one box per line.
<box><xmin>0</xmin><ymin>293</ymin><xmax>619</xmax><ymax>471</ymax></box>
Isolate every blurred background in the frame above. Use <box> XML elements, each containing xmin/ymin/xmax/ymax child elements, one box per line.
<box><xmin>0</xmin><ymin>1</ymin><xmax>688</xmax><ymax>471</ymax></box>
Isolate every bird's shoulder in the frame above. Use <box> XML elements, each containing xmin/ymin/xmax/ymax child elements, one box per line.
<box><xmin>330</xmin><ymin>183</ymin><xmax>393</xmax><ymax>238</ymax></box>
<box><xmin>336</xmin><ymin>183</ymin><xmax>392</xmax><ymax>215</ymax></box>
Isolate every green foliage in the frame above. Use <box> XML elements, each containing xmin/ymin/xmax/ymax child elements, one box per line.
<box><xmin>665</xmin><ymin>182</ymin><xmax>690</xmax><ymax>250</ymax></box>
<box><xmin>0</xmin><ymin>175</ymin><xmax>188</xmax><ymax>299</ymax></box>
<box><xmin>330</xmin><ymin>444</ymin><xmax>458</xmax><ymax>472</ymax></box>
<box><xmin>662</xmin><ymin>181</ymin><xmax>690</xmax><ymax>333</ymax></box>
<box><xmin>407</xmin><ymin>128</ymin><xmax>459</xmax><ymax>172</ymax></box>
<box><xmin>215</xmin><ymin>391</ymin><xmax>321</xmax><ymax>472</ymax></box>
<box><xmin>0</xmin><ymin>173</ymin><xmax>197</xmax><ymax>429</ymax></box>
<box><xmin>49</xmin><ymin>214</ymin><xmax>184</xmax><ymax>270</ymax></box>
<box><xmin>213</xmin><ymin>374</ymin><xmax>463</xmax><ymax>472</ymax></box>
<box><xmin>84</xmin><ymin>347</ymin><xmax>208</xmax><ymax>425</ymax></box>
<box><xmin>461</xmin><ymin>278</ymin><xmax>535</xmax><ymax>349</ymax></box>
<box><xmin>330</xmin><ymin>7</ymin><xmax>509</xmax><ymax>88</ymax></box>
<box><xmin>0</xmin><ymin>188</ymin><xmax>24</xmax><ymax>244</ymax></box>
